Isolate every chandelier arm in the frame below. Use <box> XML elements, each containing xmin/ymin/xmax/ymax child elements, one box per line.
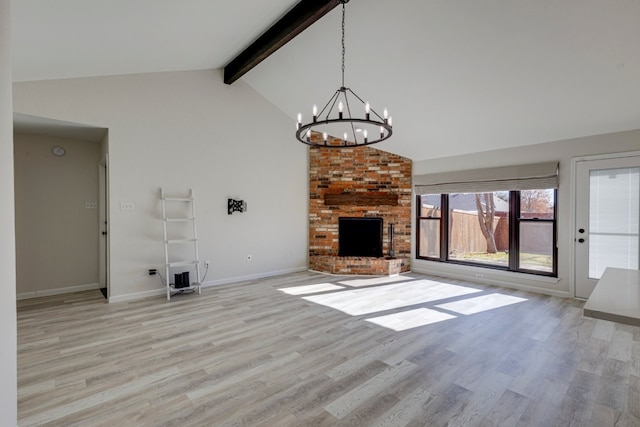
<box><xmin>346</xmin><ymin>88</ymin><xmax>386</xmax><ymax>122</ymax></box>
<box><xmin>342</xmin><ymin>92</ymin><xmax>358</xmax><ymax>144</ymax></box>
<box><xmin>317</xmin><ymin>89</ymin><xmax>340</xmax><ymax>120</ymax></box>
<box><xmin>324</xmin><ymin>91</ymin><xmax>342</xmax><ymax>121</ymax></box>
<box><xmin>343</xmin><ymin>90</ymin><xmax>353</xmax><ymax>118</ymax></box>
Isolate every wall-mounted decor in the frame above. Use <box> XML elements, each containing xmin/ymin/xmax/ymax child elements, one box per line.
<box><xmin>228</xmin><ymin>198</ymin><xmax>247</xmax><ymax>215</ymax></box>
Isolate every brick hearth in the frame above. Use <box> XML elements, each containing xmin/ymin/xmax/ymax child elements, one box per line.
<box><xmin>309</xmin><ymin>255</ymin><xmax>411</xmax><ymax>276</ymax></box>
<box><xmin>309</xmin><ymin>144</ymin><xmax>412</xmax><ymax>275</ymax></box>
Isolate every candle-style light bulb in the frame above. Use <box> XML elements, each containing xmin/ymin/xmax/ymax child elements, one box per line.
<box><xmin>297</xmin><ymin>113</ymin><xmax>302</xmax><ymax>130</ymax></box>
<box><xmin>338</xmin><ymin>101</ymin><xmax>344</xmax><ymax>119</ymax></box>
<box><xmin>363</xmin><ymin>129</ymin><xmax>368</xmax><ymax>143</ymax></box>
<box><xmin>365</xmin><ymin>102</ymin><xmax>370</xmax><ymax>114</ymax></box>
<box><xmin>323</xmin><ymin>132</ymin><xmax>327</xmax><ymax>142</ymax></box>
<box><xmin>388</xmin><ymin>116</ymin><xmax>393</xmax><ymax>127</ymax></box>
<box><xmin>306</xmin><ymin>130</ymin><xmax>311</xmax><ymax>141</ymax></box>
<box><xmin>343</xmin><ymin>132</ymin><xmax>348</xmax><ymax>142</ymax></box>
<box><xmin>383</xmin><ymin>108</ymin><xmax>388</xmax><ymax>119</ymax></box>
<box><xmin>312</xmin><ymin>105</ymin><xmax>318</xmax><ymax>122</ymax></box>
<box><xmin>380</xmin><ymin>126</ymin><xmax>384</xmax><ymax>138</ymax></box>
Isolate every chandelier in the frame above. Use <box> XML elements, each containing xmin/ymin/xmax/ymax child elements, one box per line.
<box><xmin>295</xmin><ymin>0</ymin><xmax>392</xmax><ymax>148</ymax></box>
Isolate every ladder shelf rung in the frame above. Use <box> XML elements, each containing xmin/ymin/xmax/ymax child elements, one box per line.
<box><xmin>169</xmin><ymin>283</ymin><xmax>201</xmax><ymax>290</ymax></box>
<box><xmin>164</xmin><ymin>217</ymin><xmax>196</xmax><ymax>222</ymax></box>
<box><xmin>166</xmin><ymin>238</ymin><xmax>198</xmax><ymax>244</ymax></box>
<box><xmin>167</xmin><ymin>260</ymin><xmax>199</xmax><ymax>268</ymax></box>
<box><xmin>163</xmin><ymin>197</ymin><xmax>193</xmax><ymax>202</ymax></box>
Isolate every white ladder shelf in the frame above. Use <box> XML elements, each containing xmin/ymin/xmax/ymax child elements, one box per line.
<box><xmin>161</xmin><ymin>188</ymin><xmax>202</xmax><ymax>300</ymax></box>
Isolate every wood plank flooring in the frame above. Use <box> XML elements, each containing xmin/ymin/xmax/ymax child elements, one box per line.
<box><xmin>17</xmin><ymin>271</ymin><xmax>640</xmax><ymax>426</ymax></box>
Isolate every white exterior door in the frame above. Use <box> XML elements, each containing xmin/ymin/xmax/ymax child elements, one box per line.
<box><xmin>574</xmin><ymin>154</ymin><xmax>640</xmax><ymax>299</ymax></box>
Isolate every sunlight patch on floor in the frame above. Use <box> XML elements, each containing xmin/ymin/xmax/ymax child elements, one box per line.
<box><xmin>338</xmin><ymin>275</ymin><xmax>409</xmax><ymax>288</ymax></box>
<box><xmin>278</xmin><ymin>283</ymin><xmax>345</xmax><ymax>295</ymax></box>
<box><xmin>302</xmin><ymin>280</ymin><xmax>483</xmax><ymax>316</ymax></box>
<box><xmin>435</xmin><ymin>293</ymin><xmax>528</xmax><ymax>315</ymax></box>
<box><xmin>366</xmin><ymin>308</ymin><xmax>457</xmax><ymax>331</ymax></box>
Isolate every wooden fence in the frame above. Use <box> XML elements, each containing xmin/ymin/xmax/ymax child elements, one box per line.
<box><xmin>420</xmin><ymin>208</ymin><xmax>551</xmax><ymax>255</ymax></box>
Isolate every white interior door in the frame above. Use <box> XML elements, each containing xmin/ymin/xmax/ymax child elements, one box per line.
<box><xmin>575</xmin><ymin>154</ymin><xmax>640</xmax><ymax>298</ymax></box>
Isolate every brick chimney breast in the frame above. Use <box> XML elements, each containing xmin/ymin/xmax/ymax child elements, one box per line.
<box><xmin>309</xmin><ymin>145</ymin><xmax>412</xmax><ymax>275</ymax></box>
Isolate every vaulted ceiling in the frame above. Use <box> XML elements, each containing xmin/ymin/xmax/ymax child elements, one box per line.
<box><xmin>11</xmin><ymin>0</ymin><xmax>640</xmax><ymax>161</ymax></box>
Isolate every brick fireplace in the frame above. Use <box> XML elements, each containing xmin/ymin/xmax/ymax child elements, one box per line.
<box><xmin>309</xmin><ymin>144</ymin><xmax>412</xmax><ymax>275</ymax></box>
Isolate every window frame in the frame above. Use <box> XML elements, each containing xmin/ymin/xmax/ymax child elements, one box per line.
<box><xmin>416</xmin><ymin>190</ymin><xmax>558</xmax><ymax>277</ymax></box>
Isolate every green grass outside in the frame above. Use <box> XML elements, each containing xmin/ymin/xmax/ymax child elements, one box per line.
<box><xmin>452</xmin><ymin>251</ymin><xmax>553</xmax><ymax>272</ymax></box>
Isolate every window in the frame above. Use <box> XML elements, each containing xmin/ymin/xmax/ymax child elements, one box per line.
<box><xmin>416</xmin><ymin>189</ymin><xmax>557</xmax><ymax>276</ymax></box>
<box><xmin>418</xmin><ymin>195</ymin><xmax>441</xmax><ymax>259</ymax></box>
<box><xmin>518</xmin><ymin>189</ymin><xmax>556</xmax><ymax>273</ymax></box>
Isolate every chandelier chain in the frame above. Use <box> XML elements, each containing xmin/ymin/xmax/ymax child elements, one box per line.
<box><xmin>341</xmin><ymin>1</ymin><xmax>346</xmax><ymax>88</ymax></box>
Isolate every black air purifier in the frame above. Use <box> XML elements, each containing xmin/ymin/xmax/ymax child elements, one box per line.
<box><xmin>174</xmin><ymin>273</ymin><xmax>184</xmax><ymax>288</ymax></box>
<box><xmin>182</xmin><ymin>272</ymin><xmax>190</xmax><ymax>288</ymax></box>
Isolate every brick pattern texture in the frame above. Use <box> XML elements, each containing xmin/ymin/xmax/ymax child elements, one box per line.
<box><xmin>308</xmin><ymin>144</ymin><xmax>412</xmax><ymax>274</ymax></box>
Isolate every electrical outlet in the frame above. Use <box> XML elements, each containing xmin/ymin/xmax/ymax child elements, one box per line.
<box><xmin>247</xmin><ymin>255</ymin><xmax>252</xmax><ymax>261</ymax></box>
<box><xmin>148</xmin><ymin>268</ymin><xmax>157</xmax><ymax>276</ymax></box>
<box><xmin>475</xmin><ymin>273</ymin><xmax>483</xmax><ymax>279</ymax></box>
<box><xmin>85</xmin><ymin>201</ymin><xmax>98</xmax><ymax>209</ymax></box>
<box><xmin>120</xmin><ymin>202</ymin><xmax>135</xmax><ymax>211</ymax></box>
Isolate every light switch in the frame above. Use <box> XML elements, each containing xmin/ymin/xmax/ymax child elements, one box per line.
<box><xmin>85</xmin><ymin>201</ymin><xmax>98</xmax><ymax>209</ymax></box>
<box><xmin>120</xmin><ymin>202</ymin><xmax>135</xmax><ymax>211</ymax></box>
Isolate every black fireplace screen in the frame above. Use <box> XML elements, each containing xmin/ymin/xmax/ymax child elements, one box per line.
<box><xmin>338</xmin><ymin>217</ymin><xmax>383</xmax><ymax>257</ymax></box>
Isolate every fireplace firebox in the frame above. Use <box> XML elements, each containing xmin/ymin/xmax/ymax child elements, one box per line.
<box><xmin>338</xmin><ymin>217</ymin><xmax>383</xmax><ymax>257</ymax></box>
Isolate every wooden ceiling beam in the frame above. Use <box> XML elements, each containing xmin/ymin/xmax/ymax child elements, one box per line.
<box><xmin>223</xmin><ymin>0</ymin><xmax>339</xmax><ymax>85</ymax></box>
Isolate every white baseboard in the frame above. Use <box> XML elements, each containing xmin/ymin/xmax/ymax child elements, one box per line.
<box><xmin>201</xmin><ymin>266</ymin><xmax>309</xmax><ymax>288</ymax></box>
<box><xmin>107</xmin><ymin>266</ymin><xmax>309</xmax><ymax>303</ymax></box>
<box><xmin>17</xmin><ymin>282</ymin><xmax>101</xmax><ymax>300</ymax></box>
<box><xmin>412</xmin><ymin>261</ymin><xmax>571</xmax><ymax>299</ymax></box>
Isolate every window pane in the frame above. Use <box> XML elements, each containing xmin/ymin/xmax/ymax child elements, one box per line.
<box><xmin>448</xmin><ymin>192</ymin><xmax>509</xmax><ymax>267</ymax></box>
<box><xmin>419</xmin><ymin>194</ymin><xmax>441</xmax><ymax>218</ymax></box>
<box><xmin>519</xmin><ymin>221</ymin><xmax>554</xmax><ymax>272</ymax></box>
<box><xmin>418</xmin><ymin>219</ymin><xmax>440</xmax><ymax>258</ymax></box>
<box><xmin>589</xmin><ymin>168</ymin><xmax>640</xmax><ymax>279</ymax></box>
<box><xmin>520</xmin><ymin>189</ymin><xmax>554</xmax><ymax>219</ymax></box>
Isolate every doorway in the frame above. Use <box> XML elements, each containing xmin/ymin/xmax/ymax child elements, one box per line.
<box><xmin>574</xmin><ymin>152</ymin><xmax>640</xmax><ymax>298</ymax></box>
<box><xmin>13</xmin><ymin>113</ymin><xmax>109</xmax><ymax>300</ymax></box>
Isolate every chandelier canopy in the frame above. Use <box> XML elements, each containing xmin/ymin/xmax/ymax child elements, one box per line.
<box><xmin>295</xmin><ymin>0</ymin><xmax>392</xmax><ymax>148</ymax></box>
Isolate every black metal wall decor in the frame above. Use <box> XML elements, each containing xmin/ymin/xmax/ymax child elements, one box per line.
<box><xmin>228</xmin><ymin>198</ymin><xmax>247</xmax><ymax>215</ymax></box>
<box><xmin>295</xmin><ymin>0</ymin><xmax>393</xmax><ymax>148</ymax></box>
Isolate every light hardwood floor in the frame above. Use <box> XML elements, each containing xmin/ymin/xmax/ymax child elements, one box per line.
<box><xmin>17</xmin><ymin>271</ymin><xmax>640</xmax><ymax>426</ymax></box>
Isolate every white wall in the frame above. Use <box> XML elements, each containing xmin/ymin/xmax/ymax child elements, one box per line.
<box><xmin>14</xmin><ymin>133</ymin><xmax>101</xmax><ymax>297</ymax></box>
<box><xmin>0</xmin><ymin>0</ymin><xmax>17</xmax><ymax>422</ymax></box>
<box><xmin>13</xmin><ymin>70</ymin><xmax>309</xmax><ymax>301</ymax></box>
<box><xmin>412</xmin><ymin>129</ymin><xmax>640</xmax><ymax>297</ymax></box>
